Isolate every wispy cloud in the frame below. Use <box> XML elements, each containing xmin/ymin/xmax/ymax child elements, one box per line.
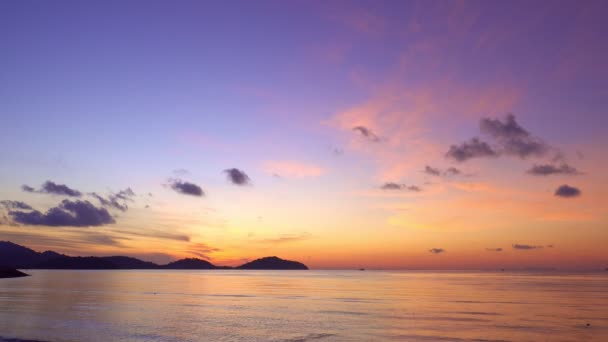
<box><xmin>353</xmin><ymin>125</ymin><xmax>380</xmax><ymax>142</ymax></box>
<box><xmin>109</xmin><ymin>229</ymin><xmax>190</xmax><ymax>242</ymax></box>
<box><xmin>512</xmin><ymin>244</ymin><xmax>543</xmax><ymax>250</ymax></box>
<box><xmin>424</xmin><ymin>165</ymin><xmax>463</xmax><ymax>177</ymax></box>
<box><xmin>0</xmin><ymin>200</ymin><xmax>32</xmax><ymax>210</ymax></box>
<box><xmin>173</xmin><ymin>169</ymin><xmax>190</xmax><ymax>176</ymax></box>
<box><xmin>187</xmin><ymin>242</ymin><xmax>222</xmax><ymax>260</ymax></box>
<box><xmin>263</xmin><ymin>161</ymin><xmax>324</xmax><ymax>178</ymax></box>
<box><xmin>429</xmin><ymin>248</ymin><xmax>445</xmax><ymax>254</ymax></box>
<box><xmin>380</xmin><ymin>183</ymin><xmax>421</xmax><ymax>192</ymax></box>
<box><xmin>90</xmin><ymin>188</ymin><xmax>136</xmax><ymax>212</ymax></box>
<box><xmin>527</xmin><ymin>164</ymin><xmax>581</xmax><ymax>176</ymax></box>
<box><xmin>22</xmin><ymin>181</ymin><xmax>82</xmax><ymax>197</ymax></box>
<box><xmin>424</xmin><ymin>165</ymin><xmax>441</xmax><ymax>176</ymax></box>
<box><xmin>258</xmin><ymin>233</ymin><xmax>311</xmax><ymax>244</ymax></box>
<box><xmin>485</xmin><ymin>248</ymin><xmax>503</xmax><ymax>252</ymax></box>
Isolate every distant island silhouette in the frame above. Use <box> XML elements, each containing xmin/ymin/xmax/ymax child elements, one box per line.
<box><xmin>0</xmin><ymin>266</ymin><xmax>29</xmax><ymax>278</ymax></box>
<box><xmin>0</xmin><ymin>241</ymin><xmax>308</xmax><ymax>271</ymax></box>
<box><xmin>237</xmin><ymin>256</ymin><xmax>307</xmax><ymax>270</ymax></box>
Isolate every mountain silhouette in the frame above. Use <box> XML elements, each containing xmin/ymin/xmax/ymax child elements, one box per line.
<box><xmin>0</xmin><ymin>241</ymin><xmax>308</xmax><ymax>270</ymax></box>
<box><xmin>0</xmin><ymin>241</ymin><xmax>66</xmax><ymax>268</ymax></box>
<box><xmin>238</xmin><ymin>256</ymin><xmax>308</xmax><ymax>270</ymax></box>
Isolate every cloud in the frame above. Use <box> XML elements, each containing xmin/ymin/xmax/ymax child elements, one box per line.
<box><xmin>512</xmin><ymin>244</ymin><xmax>543</xmax><ymax>250</ymax></box>
<box><xmin>446</xmin><ymin>138</ymin><xmax>498</xmax><ymax>162</ymax></box>
<box><xmin>224</xmin><ymin>168</ymin><xmax>251</xmax><ymax>186</ymax></box>
<box><xmin>429</xmin><ymin>248</ymin><xmax>445</xmax><ymax>254</ymax></box>
<box><xmin>21</xmin><ymin>185</ymin><xmax>35</xmax><ymax>192</ymax></box>
<box><xmin>173</xmin><ymin>169</ymin><xmax>190</xmax><ymax>176</ymax></box>
<box><xmin>479</xmin><ymin>113</ymin><xmax>529</xmax><ymax>139</ymax></box>
<box><xmin>187</xmin><ymin>242</ymin><xmax>222</xmax><ymax>260</ymax></box>
<box><xmin>0</xmin><ymin>200</ymin><xmax>32</xmax><ymax>210</ymax></box>
<box><xmin>353</xmin><ymin>126</ymin><xmax>380</xmax><ymax>142</ymax></box>
<box><xmin>444</xmin><ymin>167</ymin><xmax>462</xmax><ymax>176</ymax></box>
<box><xmin>380</xmin><ymin>183</ymin><xmax>421</xmax><ymax>191</ymax></box>
<box><xmin>22</xmin><ymin>181</ymin><xmax>82</xmax><ymax>197</ymax></box>
<box><xmin>258</xmin><ymin>233</ymin><xmax>311</xmax><ymax>244</ymax></box>
<box><xmin>169</xmin><ymin>179</ymin><xmax>204</xmax><ymax>197</ymax></box>
<box><xmin>485</xmin><ymin>248</ymin><xmax>503</xmax><ymax>252</ymax></box>
<box><xmin>90</xmin><ymin>188</ymin><xmax>135</xmax><ymax>212</ymax></box>
<box><xmin>554</xmin><ymin>184</ymin><xmax>581</xmax><ymax>198</ymax></box>
<box><xmin>109</xmin><ymin>229</ymin><xmax>190</xmax><ymax>242</ymax></box>
<box><xmin>480</xmin><ymin>114</ymin><xmax>549</xmax><ymax>158</ymax></box>
<box><xmin>263</xmin><ymin>161</ymin><xmax>324</xmax><ymax>178</ymax></box>
<box><xmin>39</xmin><ymin>181</ymin><xmax>82</xmax><ymax>197</ymax></box>
<box><xmin>8</xmin><ymin>199</ymin><xmax>115</xmax><ymax>227</ymax></box>
<box><xmin>114</xmin><ymin>188</ymin><xmax>135</xmax><ymax>200</ymax></box>
<box><xmin>527</xmin><ymin>164</ymin><xmax>581</xmax><ymax>176</ymax></box>
<box><xmin>424</xmin><ymin>166</ymin><xmax>463</xmax><ymax>177</ymax></box>
<box><xmin>424</xmin><ymin>165</ymin><xmax>441</xmax><ymax>176</ymax></box>
<box><xmin>332</xmin><ymin>147</ymin><xmax>344</xmax><ymax>156</ymax></box>
<box><xmin>446</xmin><ymin>114</ymin><xmax>551</xmax><ymax>162</ymax></box>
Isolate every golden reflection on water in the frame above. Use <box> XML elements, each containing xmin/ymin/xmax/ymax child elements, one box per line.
<box><xmin>0</xmin><ymin>270</ymin><xmax>607</xmax><ymax>341</ymax></box>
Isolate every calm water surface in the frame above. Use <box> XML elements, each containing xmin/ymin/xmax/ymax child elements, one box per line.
<box><xmin>0</xmin><ymin>270</ymin><xmax>607</xmax><ymax>341</ymax></box>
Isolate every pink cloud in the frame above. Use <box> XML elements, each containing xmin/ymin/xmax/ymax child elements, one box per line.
<box><xmin>263</xmin><ymin>161</ymin><xmax>325</xmax><ymax>178</ymax></box>
<box><xmin>327</xmin><ymin>7</ymin><xmax>386</xmax><ymax>35</ymax></box>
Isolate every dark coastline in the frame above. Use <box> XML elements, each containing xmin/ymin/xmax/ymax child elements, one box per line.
<box><xmin>0</xmin><ymin>241</ymin><xmax>308</xmax><ymax>271</ymax></box>
<box><xmin>0</xmin><ymin>267</ymin><xmax>29</xmax><ymax>279</ymax></box>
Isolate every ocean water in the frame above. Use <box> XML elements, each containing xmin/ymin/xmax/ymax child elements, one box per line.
<box><xmin>0</xmin><ymin>270</ymin><xmax>607</xmax><ymax>341</ymax></box>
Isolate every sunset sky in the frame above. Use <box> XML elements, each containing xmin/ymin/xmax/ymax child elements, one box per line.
<box><xmin>1</xmin><ymin>0</ymin><xmax>607</xmax><ymax>269</ymax></box>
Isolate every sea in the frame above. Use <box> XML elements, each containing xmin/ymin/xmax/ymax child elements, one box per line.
<box><xmin>0</xmin><ymin>270</ymin><xmax>607</xmax><ymax>341</ymax></box>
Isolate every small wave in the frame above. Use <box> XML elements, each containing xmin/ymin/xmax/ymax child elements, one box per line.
<box><xmin>318</xmin><ymin>310</ymin><xmax>368</xmax><ymax>316</ymax></box>
<box><xmin>389</xmin><ymin>334</ymin><xmax>509</xmax><ymax>342</ymax></box>
<box><xmin>449</xmin><ymin>311</ymin><xmax>503</xmax><ymax>316</ymax></box>
<box><xmin>279</xmin><ymin>333</ymin><xmax>336</xmax><ymax>342</ymax></box>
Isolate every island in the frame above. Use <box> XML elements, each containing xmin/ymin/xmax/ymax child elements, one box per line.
<box><xmin>0</xmin><ymin>266</ymin><xmax>29</xmax><ymax>278</ymax></box>
<box><xmin>238</xmin><ymin>256</ymin><xmax>308</xmax><ymax>270</ymax></box>
<box><xmin>0</xmin><ymin>241</ymin><xmax>308</xmax><ymax>271</ymax></box>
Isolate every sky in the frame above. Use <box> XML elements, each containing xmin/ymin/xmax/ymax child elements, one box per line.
<box><xmin>1</xmin><ymin>0</ymin><xmax>607</xmax><ymax>270</ymax></box>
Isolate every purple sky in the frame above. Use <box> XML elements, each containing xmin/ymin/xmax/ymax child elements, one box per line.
<box><xmin>1</xmin><ymin>1</ymin><xmax>607</xmax><ymax>269</ymax></box>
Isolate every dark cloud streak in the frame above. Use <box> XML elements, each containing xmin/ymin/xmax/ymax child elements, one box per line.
<box><xmin>429</xmin><ymin>248</ymin><xmax>445</xmax><ymax>254</ymax></box>
<box><xmin>380</xmin><ymin>183</ymin><xmax>421</xmax><ymax>192</ymax></box>
<box><xmin>353</xmin><ymin>126</ymin><xmax>380</xmax><ymax>142</ymax></box>
<box><xmin>527</xmin><ymin>164</ymin><xmax>580</xmax><ymax>176</ymax></box>
<box><xmin>512</xmin><ymin>244</ymin><xmax>543</xmax><ymax>250</ymax></box>
<box><xmin>424</xmin><ymin>166</ymin><xmax>441</xmax><ymax>176</ymax></box>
